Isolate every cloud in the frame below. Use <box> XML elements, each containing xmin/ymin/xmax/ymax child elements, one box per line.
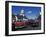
<box><xmin>21</xmin><ymin>9</ymin><xmax>24</xmax><ymax>13</ymax></box>
<box><xmin>28</xmin><ymin>11</ymin><xmax>32</xmax><ymax>14</ymax></box>
<box><xmin>40</xmin><ymin>12</ymin><xmax>41</xmax><ymax>15</ymax></box>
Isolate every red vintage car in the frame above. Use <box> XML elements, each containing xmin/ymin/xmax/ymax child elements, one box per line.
<box><xmin>15</xmin><ymin>21</ymin><xmax>26</xmax><ymax>26</ymax></box>
<box><xmin>14</xmin><ymin>21</ymin><xmax>27</xmax><ymax>29</ymax></box>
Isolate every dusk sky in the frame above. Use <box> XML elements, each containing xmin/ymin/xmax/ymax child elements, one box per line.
<box><xmin>12</xmin><ymin>6</ymin><xmax>41</xmax><ymax>19</ymax></box>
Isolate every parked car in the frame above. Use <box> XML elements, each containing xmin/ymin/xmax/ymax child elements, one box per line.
<box><xmin>14</xmin><ymin>21</ymin><xmax>27</xmax><ymax>29</ymax></box>
<box><xmin>15</xmin><ymin>22</ymin><xmax>25</xmax><ymax>26</ymax></box>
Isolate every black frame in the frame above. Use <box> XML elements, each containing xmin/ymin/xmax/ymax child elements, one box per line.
<box><xmin>5</xmin><ymin>1</ymin><xmax>45</xmax><ymax>36</ymax></box>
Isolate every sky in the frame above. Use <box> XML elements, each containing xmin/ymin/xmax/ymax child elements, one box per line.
<box><xmin>12</xmin><ymin>6</ymin><xmax>41</xmax><ymax>19</ymax></box>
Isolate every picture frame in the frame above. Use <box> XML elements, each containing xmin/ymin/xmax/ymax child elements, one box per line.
<box><xmin>5</xmin><ymin>1</ymin><xmax>45</xmax><ymax>36</ymax></box>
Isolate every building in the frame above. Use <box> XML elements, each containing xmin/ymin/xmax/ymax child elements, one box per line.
<box><xmin>15</xmin><ymin>9</ymin><xmax>28</xmax><ymax>22</ymax></box>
